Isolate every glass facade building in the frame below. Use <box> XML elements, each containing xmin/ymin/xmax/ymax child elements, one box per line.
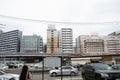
<box><xmin>20</xmin><ymin>35</ymin><xmax>43</xmax><ymax>53</ymax></box>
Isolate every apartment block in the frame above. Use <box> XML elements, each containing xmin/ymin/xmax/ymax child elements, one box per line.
<box><xmin>47</xmin><ymin>25</ymin><xmax>58</xmax><ymax>54</ymax></box>
<box><xmin>59</xmin><ymin>28</ymin><xmax>73</xmax><ymax>54</ymax></box>
<box><xmin>105</xmin><ymin>36</ymin><xmax>120</xmax><ymax>53</ymax></box>
<box><xmin>0</xmin><ymin>30</ymin><xmax>22</xmax><ymax>53</ymax></box>
<box><xmin>76</xmin><ymin>35</ymin><xmax>105</xmax><ymax>54</ymax></box>
<box><xmin>76</xmin><ymin>34</ymin><xmax>120</xmax><ymax>55</ymax></box>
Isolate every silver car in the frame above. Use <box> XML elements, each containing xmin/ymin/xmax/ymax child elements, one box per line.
<box><xmin>0</xmin><ymin>75</ymin><xmax>17</xmax><ymax>80</ymax></box>
<box><xmin>0</xmin><ymin>70</ymin><xmax>19</xmax><ymax>80</ymax></box>
<box><xmin>49</xmin><ymin>66</ymin><xmax>79</xmax><ymax>77</ymax></box>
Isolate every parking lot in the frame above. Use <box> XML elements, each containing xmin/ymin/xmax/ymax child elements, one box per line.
<box><xmin>6</xmin><ymin>68</ymin><xmax>83</xmax><ymax>80</ymax></box>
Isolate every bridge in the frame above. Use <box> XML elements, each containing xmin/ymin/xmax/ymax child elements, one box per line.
<box><xmin>0</xmin><ymin>52</ymin><xmax>120</xmax><ymax>58</ymax></box>
<box><xmin>0</xmin><ymin>52</ymin><xmax>120</xmax><ymax>62</ymax></box>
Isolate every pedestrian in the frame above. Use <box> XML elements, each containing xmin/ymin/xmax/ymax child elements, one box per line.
<box><xmin>19</xmin><ymin>65</ymin><xmax>32</xmax><ymax>80</ymax></box>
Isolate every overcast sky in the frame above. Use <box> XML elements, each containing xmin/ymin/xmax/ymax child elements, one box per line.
<box><xmin>0</xmin><ymin>0</ymin><xmax>120</xmax><ymax>42</ymax></box>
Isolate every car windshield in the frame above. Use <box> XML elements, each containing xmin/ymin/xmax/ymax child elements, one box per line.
<box><xmin>92</xmin><ymin>64</ymin><xmax>112</xmax><ymax>70</ymax></box>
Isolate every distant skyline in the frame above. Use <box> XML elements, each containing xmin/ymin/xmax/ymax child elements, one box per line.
<box><xmin>1</xmin><ymin>22</ymin><xmax>120</xmax><ymax>43</ymax></box>
<box><xmin>0</xmin><ymin>0</ymin><xmax>120</xmax><ymax>42</ymax></box>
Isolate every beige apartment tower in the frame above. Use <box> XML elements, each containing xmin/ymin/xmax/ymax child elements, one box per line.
<box><xmin>76</xmin><ymin>35</ymin><xmax>105</xmax><ymax>55</ymax></box>
<box><xmin>76</xmin><ymin>34</ymin><xmax>120</xmax><ymax>55</ymax></box>
<box><xmin>47</xmin><ymin>25</ymin><xmax>58</xmax><ymax>54</ymax></box>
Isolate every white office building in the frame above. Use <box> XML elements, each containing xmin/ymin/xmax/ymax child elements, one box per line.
<box><xmin>59</xmin><ymin>28</ymin><xmax>73</xmax><ymax>54</ymax></box>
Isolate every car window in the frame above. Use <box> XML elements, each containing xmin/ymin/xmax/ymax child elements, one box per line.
<box><xmin>83</xmin><ymin>65</ymin><xmax>91</xmax><ymax>69</ymax></box>
<box><xmin>65</xmin><ymin>67</ymin><xmax>72</xmax><ymax>69</ymax></box>
<box><xmin>92</xmin><ymin>64</ymin><xmax>112</xmax><ymax>70</ymax></box>
<box><xmin>61</xmin><ymin>67</ymin><xmax>72</xmax><ymax>69</ymax></box>
<box><xmin>86</xmin><ymin>66</ymin><xmax>92</xmax><ymax>69</ymax></box>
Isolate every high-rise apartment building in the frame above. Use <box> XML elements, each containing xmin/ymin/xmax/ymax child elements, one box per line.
<box><xmin>0</xmin><ymin>30</ymin><xmax>22</xmax><ymax>53</ymax></box>
<box><xmin>76</xmin><ymin>34</ymin><xmax>120</xmax><ymax>55</ymax></box>
<box><xmin>20</xmin><ymin>35</ymin><xmax>43</xmax><ymax>53</ymax></box>
<box><xmin>107</xmin><ymin>31</ymin><xmax>120</xmax><ymax>53</ymax></box>
<box><xmin>59</xmin><ymin>28</ymin><xmax>73</xmax><ymax>54</ymax></box>
<box><xmin>76</xmin><ymin>35</ymin><xmax>104</xmax><ymax>55</ymax></box>
<box><xmin>47</xmin><ymin>25</ymin><xmax>58</xmax><ymax>54</ymax></box>
<box><xmin>105</xmin><ymin>36</ymin><xmax>120</xmax><ymax>53</ymax></box>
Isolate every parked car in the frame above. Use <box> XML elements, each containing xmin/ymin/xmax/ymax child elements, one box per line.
<box><xmin>0</xmin><ymin>64</ymin><xmax>8</xmax><ymax>71</ymax></box>
<box><xmin>8</xmin><ymin>61</ymin><xmax>24</xmax><ymax>68</ymax></box>
<box><xmin>49</xmin><ymin>66</ymin><xmax>79</xmax><ymax>77</ymax></box>
<box><xmin>28</xmin><ymin>64</ymin><xmax>35</xmax><ymax>70</ymax></box>
<box><xmin>28</xmin><ymin>62</ymin><xmax>43</xmax><ymax>70</ymax></box>
<box><xmin>82</xmin><ymin>63</ymin><xmax>120</xmax><ymax>80</ymax></box>
<box><xmin>0</xmin><ymin>70</ymin><xmax>19</xmax><ymax>80</ymax></box>
<box><xmin>70</xmin><ymin>63</ymin><xmax>81</xmax><ymax>71</ymax></box>
<box><xmin>33</xmin><ymin>62</ymin><xmax>42</xmax><ymax>69</ymax></box>
<box><xmin>0</xmin><ymin>75</ymin><xmax>16</xmax><ymax>80</ymax></box>
<box><xmin>14</xmin><ymin>62</ymin><xmax>24</xmax><ymax>68</ymax></box>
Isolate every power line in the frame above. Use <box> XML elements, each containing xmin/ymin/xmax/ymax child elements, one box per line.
<box><xmin>0</xmin><ymin>14</ymin><xmax>120</xmax><ymax>25</ymax></box>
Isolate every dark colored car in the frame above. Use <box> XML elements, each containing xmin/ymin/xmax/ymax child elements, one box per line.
<box><xmin>81</xmin><ymin>63</ymin><xmax>120</xmax><ymax>80</ymax></box>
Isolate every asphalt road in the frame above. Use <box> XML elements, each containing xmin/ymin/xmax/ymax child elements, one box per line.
<box><xmin>32</xmin><ymin>73</ymin><xmax>82</xmax><ymax>80</ymax></box>
<box><xmin>6</xmin><ymin>68</ymin><xmax>83</xmax><ymax>80</ymax></box>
